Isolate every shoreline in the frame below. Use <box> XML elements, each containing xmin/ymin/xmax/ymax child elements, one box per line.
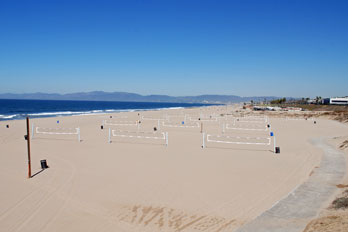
<box><xmin>0</xmin><ymin>106</ymin><xmax>216</xmax><ymax>122</ymax></box>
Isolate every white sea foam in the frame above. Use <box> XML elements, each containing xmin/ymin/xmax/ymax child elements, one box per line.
<box><xmin>165</xmin><ymin>107</ymin><xmax>184</xmax><ymax>110</ymax></box>
<box><xmin>28</xmin><ymin>111</ymin><xmax>85</xmax><ymax>116</ymax></box>
<box><xmin>1</xmin><ymin>104</ymin><xmax>208</xmax><ymax>121</ymax></box>
<box><xmin>0</xmin><ymin>114</ymin><xmax>17</xmax><ymax>119</ymax></box>
<box><xmin>73</xmin><ymin>113</ymin><xmax>107</xmax><ymax>116</ymax></box>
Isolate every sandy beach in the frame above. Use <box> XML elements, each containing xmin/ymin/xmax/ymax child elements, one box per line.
<box><xmin>1</xmin><ymin>105</ymin><xmax>347</xmax><ymax>232</ymax></box>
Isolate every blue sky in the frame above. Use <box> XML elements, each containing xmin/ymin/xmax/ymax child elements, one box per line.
<box><xmin>0</xmin><ymin>0</ymin><xmax>347</xmax><ymax>98</ymax></box>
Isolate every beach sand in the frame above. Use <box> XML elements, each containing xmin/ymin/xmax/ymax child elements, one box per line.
<box><xmin>0</xmin><ymin>105</ymin><xmax>347</xmax><ymax>232</ymax></box>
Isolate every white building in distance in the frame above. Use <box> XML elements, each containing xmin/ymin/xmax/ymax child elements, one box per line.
<box><xmin>322</xmin><ymin>97</ymin><xmax>348</xmax><ymax>105</ymax></box>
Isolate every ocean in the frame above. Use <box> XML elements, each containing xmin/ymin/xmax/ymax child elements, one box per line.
<box><xmin>0</xmin><ymin>99</ymin><xmax>212</xmax><ymax>121</ymax></box>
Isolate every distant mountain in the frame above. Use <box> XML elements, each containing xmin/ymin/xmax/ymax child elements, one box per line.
<box><xmin>0</xmin><ymin>91</ymin><xmax>279</xmax><ymax>103</ymax></box>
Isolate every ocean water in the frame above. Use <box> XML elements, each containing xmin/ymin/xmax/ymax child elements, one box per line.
<box><xmin>0</xmin><ymin>99</ymin><xmax>211</xmax><ymax>121</ymax></box>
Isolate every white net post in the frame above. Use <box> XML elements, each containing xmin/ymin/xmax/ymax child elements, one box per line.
<box><xmin>222</xmin><ymin>123</ymin><xmax>225</xmax><ymax>134</ymax></box>
<box><xmin>202</xmin><ymin>132</ymin><xmax>205</xmax><ymax>148</ymax></box>
<box><xmin>108</xmin><ymin>128</ymin><xmax>111</xmax><ymax>144</ymax></box>
<box><xmin>158</xmin><ymin>120</ymin><xmax>160</xmax><ymax>130</ymax></box>
<box><xmin>165</xmin><ymin>132</ymin><xmax>168</xmax><ymax>146</ymax></box>
<box><xmin>77</xmin><ymin>128</ymin><xmax>81</xmax><ymax>142</ymax></box>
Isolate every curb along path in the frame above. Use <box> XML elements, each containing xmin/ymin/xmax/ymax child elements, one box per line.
<box><xmin>235</xmin><ymin>137</ymin><xmax>346</xmax><ymax>232</ymax></box>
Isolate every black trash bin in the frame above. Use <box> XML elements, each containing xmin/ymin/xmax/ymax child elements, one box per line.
<box><xmin>275</xmin><ymin>147</ymin><xmax>280</xmax><ymax>154</ymax></box>
<box><xmin>101</xmin><ymin>125</ymin><xmax>104</xmax><ymax>130</ymax></box>
<box><xmin>41</xmin><ymin>160</ymin><xmax>49</xmax><ymax>169</ymax></box>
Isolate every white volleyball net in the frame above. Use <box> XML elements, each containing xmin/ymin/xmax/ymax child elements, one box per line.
<box><xmin>188</xmin><ymin>116</ymin><xmax>218</xmax><ymax>122</ymax></box>
<box><xmin>162</xmin><ymin>121</ymin><xmax>200</xmax><ymax>128</ymax></box>
<box><xmin>109</xmin><ymin>129</ymin><xmax>168</xmax><ymax>146</ymax></box>
<box><xmin>141</xmin><ymin>116</ymin><xmax>165</xmax><ymax>121</ymax></box>
<box><xmin>202</xmin><ymin>132</ymin><xmax>275</xmax><ymax>152</ymax></box>
<box><xmin>286</xmin><ymin>117</ymin><xmax>315</xmax><ymax>121</ymax></box>
<box><xmin>103</xmin><ymin>120</ymin><xmax>140</xmax><ymax>127</ymax></box>
<box><xmin>230</xmin><ymin>116</ymin><xmax>269</xmax><ymax>123</ymax></box>
<box><xmin>207</xmin><ymin>134</ymin><xmax>271</xmax><ymax>145</ymax></box>
<box><xmin>224</xmin><ymin>123</ymin><xmax>269</xmax><ymax>132</ymax></box>
<box><xmin>32</xmin><ymin>125</ymin><xmax>81</xmax><ymax>142</ymax></box>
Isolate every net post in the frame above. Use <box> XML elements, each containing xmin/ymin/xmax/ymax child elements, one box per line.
<box><xmin>165</xmin><ymin>132</ymin><xmax>168</xmax><ymax>146</ymax></box>
<box><xmin>77</xmin><ymin>128</ymin><xmax>81</xmax><ymax>142</ymax></box>
<box><xmin>274</xmin><ymin>135</ymin><xmax>276</xmax><ymax>153</ymax></box>
<box><xmin>158</xmin><ymin>120</ymin><xmax>160</xmax><ymax>130</ymax></box>
<box><xmin>26</xmin><ymin>117</ymin><xmax>32</xmax><ymax>178</ymax></box>
<box><xmin>222</xmin><ymin>123</ymin><xmax>225</xmax><ymax>134</ymax></box>
<box><xmin>202</xmin><ymin>132</ymin><xmax>205</xmax><ymax>148</ymax></box>
<box><xmin>108</xmin><ymin>128</ymin><xmax>111</xmax><ymax>144</ymax></box>
<box><xmin>200</xmin><ymin>122</ymin><xmax>203</xmax><ymax>133</ymax></box>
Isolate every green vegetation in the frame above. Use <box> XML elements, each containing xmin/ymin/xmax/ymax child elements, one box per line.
<box><xmin>270</xmin><ymin>98</ymin><xmax>286</xmax><ymax>104</ymax></box>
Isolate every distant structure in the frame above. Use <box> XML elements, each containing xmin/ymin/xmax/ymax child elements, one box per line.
<box><xmin>322</xmin><ymin>97</ymin><xmax>348</xmax><ymax>105</ymax></box>
<box><xmin>306</xmin><ymin>99</ymin><xmax>316</xmax><ymax>104</ymax></box>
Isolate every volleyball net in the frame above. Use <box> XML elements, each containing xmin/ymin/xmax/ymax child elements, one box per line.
<box><xmin>32</xmin><ymin>124</ymin><xmax>81</xmax><ymax>142</ymax></box>
<box><xmin>108</xmin><ymin>129</ymin><xmax>168</xmax><ymax>146</ymax></box>
<box><xmin>103</xmin><ymin>120</ymin><xmax>140</xmax><ymax>128</ymax></box>
<box><xmin>162</xmin><ymin>121</ymin><xmax>200</xmax><ymax>128</ymax></box>
<box><xmin>188</xmin><ymin>116</ymin><xmax>218</xmax><ymax>122</ymax></box>
<box><xmin>223</xmin><ymin>123</ymin><xmax>269</xmax><ymax>132</ymax></box>
<box><xmin>286</xmin><ymin>117</ymin><xmax>315</xmax><ymax>121</ymax></box>
<box><xmin>202</xmin><ymin>132</ymin><xmax>276</xmax><ymax>152</ymax></box>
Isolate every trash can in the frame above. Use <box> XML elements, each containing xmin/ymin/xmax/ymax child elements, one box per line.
<box><xmin>41</xmin><ymin>160</ymin><xmax>49</xmax><ymax>169</ymax></box>
<box><xmin>275</xmin><ymin>147</ymin><xmax>280</xmax><ymax>154</ymax></box>
<box><xmin>101</xmin><ymin>125</ymin><xmax>104</xmax><ymax>130</ymax></box>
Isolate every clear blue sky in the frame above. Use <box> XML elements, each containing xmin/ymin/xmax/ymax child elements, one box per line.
<box><xmin>0</xmin><ymin>0</ymin><xmax>347</xmax><ymax>98</ymax></box>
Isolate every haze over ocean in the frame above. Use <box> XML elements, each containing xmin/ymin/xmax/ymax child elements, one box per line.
<box><xmin>0</xmin><ymin>0</ymin><xmax>347</xmax><ymax>98</ymax></box>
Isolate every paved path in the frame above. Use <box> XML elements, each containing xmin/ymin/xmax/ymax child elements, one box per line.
<box><xmin>235</xmin><ymin>138</ymin><xmax>346</xmax><ymax>232</ymax></box>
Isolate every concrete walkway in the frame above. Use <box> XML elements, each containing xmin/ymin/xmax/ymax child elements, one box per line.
<box><xmin>235</xmin><ymin>138</ymin><xmax>346</xmax><ymax>232</ymax></box>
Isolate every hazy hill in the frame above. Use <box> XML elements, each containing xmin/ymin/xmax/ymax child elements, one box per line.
<box><xmin>0</xmin><ymin>91</ymin><xmax>278</xmax><ymax>103</ymax></box>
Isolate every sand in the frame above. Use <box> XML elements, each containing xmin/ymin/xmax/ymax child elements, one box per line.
<box><xmin>0</xmin><ymin>105</ymin><xmax>347</xmax><ymax>232</ymax></box>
